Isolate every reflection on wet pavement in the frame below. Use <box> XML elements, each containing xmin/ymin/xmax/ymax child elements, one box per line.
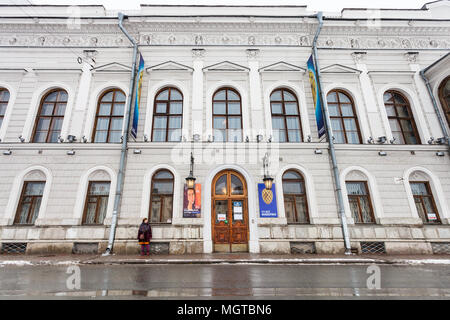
<box><xmin>1</xmin><ymin>264</ymin><xmax>450</xmax><ymax>299</ymax></box>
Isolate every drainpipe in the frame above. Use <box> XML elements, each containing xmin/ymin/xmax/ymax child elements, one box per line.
<box><xmin>419</xmin><ymin>68</ymin><xmax>450</xmax><ymax>155</ymax></box>
<box><xmin>103</xmin><ymin>12</ymin><xmax>139</xmax><ymax>255</ymax></box>
<box><xmin>312</xmin><ymin>12</ymin><xmax>352</xmax><ymax>255</ymax></box>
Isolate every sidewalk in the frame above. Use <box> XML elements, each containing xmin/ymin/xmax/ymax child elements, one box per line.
<box><xmin>1</xmin><ymin>253</ymin><xmax>450</xmax><ymax>266</ymax></box>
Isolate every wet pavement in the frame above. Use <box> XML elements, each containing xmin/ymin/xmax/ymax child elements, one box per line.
<box><xmin>1</xmin><ymin>263</ymin><xmax>450</xmax><ymax>299</ymax></box>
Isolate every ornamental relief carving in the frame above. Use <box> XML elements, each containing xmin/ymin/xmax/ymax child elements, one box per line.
<box><xmin>0</xmin><ymin>29</ymin><xmax>448</xmax><ymax>49</ymax></box>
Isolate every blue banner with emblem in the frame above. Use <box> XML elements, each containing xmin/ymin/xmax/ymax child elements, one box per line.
<box><xmin>131</xmin><ymin>53</ymin><xmax>144</xmax><ymax>139</ymax></box>
<box><xmin>258</xmin><ymin>183</ymin><xmax>278</xmax><ymax>218</ymax></box>
<box><xmin>307</xmin><ymin>55</ymin><xmax>325</xmax><ymax>138</ymax></box>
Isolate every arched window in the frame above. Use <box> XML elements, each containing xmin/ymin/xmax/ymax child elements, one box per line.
<box><xmin>326</xmin><ymin>90</ymin><xmax>361</xmax><ymax>144</ymax></box>
<box><xmin>212</xmin><ymin>88</ymin><xmax>242</xmax><ymax>142</ymax></box>
<box><xmin>270</xmin><ymin>88</ymin><xmax>303</xmax><ymax>142</ymax></box>
<box><xmin>0</xmin><ymin>87</ymin><xmax>10</xmax><ymax>129</ymax></box>
<box><xmin>345</xmin><ymin>181</ymin><xmax>375</xmax><ymax>224</ymax></box>
<box><xmin>82</xmin><ymin>181</ymin><xmax>111</xmax><ymax>225</ymax></box>
<box><xmin>149</xmin><ymin>170</ymin><xmax>174</xmax><ymax>223</ymax></box>
<box><xmin>438</xmin><ymin>76</ymin><xmax>450</xmax><ymax>127</ymax></box>
<box><xmin>410</xmin><ymin>179</ymin><xmax>440</xmax><ymax>225</ymax></box>
<box><xmin>14</xmin><ymin>181</ymin><xmax>45</xmax><ymax>225</ymax></box>
<box><xmin>93</xmin><ymin>88</ymin><xmax>126</xmax><ymax>143</ymax></box>
<box><xmin>282</xmin><ymin>170</ymin><xmax>309</xmax><ymax>223</ymax></box>
<box><xmin>384</xmin><ymin>90</ymin><xmax>420</xmax><ymax>144</ymax></box>
<box><xmin>32</xmin><ymin>89</ymin><xmax>67</xmax><ymax>143</ymax></box>
<box><xmin>152</xmin><ymin>87</ymin><xmax>183</xmax><ymax>142</ymax></box>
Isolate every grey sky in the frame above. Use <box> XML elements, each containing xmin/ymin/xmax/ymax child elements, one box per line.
<box><xmin>28</xmin><ymin>0</ymin><xmax>431</xmax><ymax>12</ymax></box>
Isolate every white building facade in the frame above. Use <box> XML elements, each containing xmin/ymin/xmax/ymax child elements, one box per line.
<box><xmin>0</xmin><ymin>2</ymin><xmax>449</xmax><ymax>255</ymax></box>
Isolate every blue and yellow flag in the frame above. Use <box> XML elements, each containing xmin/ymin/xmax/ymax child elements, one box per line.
<box><xmin>131</xmin><ymin>54</ymin><xmax>144</xmax><ymax>139</ymax></box>
<box><xmin>307</xmin><ymin>55</ymin><xmax>325</xmax><ymax>138</ymax></box>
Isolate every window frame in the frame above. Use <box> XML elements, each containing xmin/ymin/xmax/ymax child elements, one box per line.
<box><xmin>438</xmin><ymin>76</ymin><xmax>450</xmax><ymax>128</ymax></box>
<box><xmin>346</xmin><ymin>181</ymin><xmax>376</xmax><ymax>224</ymax></box>
<box><xmin>270</xmin><ymin>88</ymin><xmax>303</xmax><ymax>143</ymax></box>
<box><xmin>31</xmin><ymin>89</ymin><xmax>68</xmax><ymax>143</ymax></box>
<box><xmin>384</xmin><ymin>90</ymin><xmax>421</xmax><ymax>145</ymax></box>
<box><xmin>282</xmin><ymin>170</ymin><xmax>310</xmax><ymax>224</ymax></box>
<box><xmin>327</xmin><ymin>89</ymin><xmax>362</xmax><ymax>144</ymax></box>
<box><xmin>14</xmin><ymin>181</ymin><xmax>46</xmax><ymax>225</ymax></box>
<box><xmin>149</xmin><ymin>169</ymin><xmax>174</xmax><ymax>224</ymax></box>
<box><xmin>410</xmin><ymin>181</ymin><xmax>441</xmax><ymax>224</ymax></box>
<box><xmin>82</xmin><ymin>180</ymin><xmax>111</xmax><ymax>225</ymax></box>
<box><xmin>212</xmin><ymin>87</ymin><xmax>243</xmax><ymax>142</ymax></box>
<box><xmin>0</xmin><ymin>87</ymin><xmax>10</xmax><ymax>129</ymax></box>
<box><xmin>151</xmin><ymin>87</ymin><xmax>183</xmax><ymax>142</ymax></box>
<box><xmin>92</xmin><ymin>88</ymin><xmax>126</xmax><ymax>143</ymax></box>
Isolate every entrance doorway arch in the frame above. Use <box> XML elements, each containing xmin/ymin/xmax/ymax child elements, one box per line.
<box><xmin>211</xmin><ymin>170</ymin><xmax>249</xmax><ymax>252</ymax></box>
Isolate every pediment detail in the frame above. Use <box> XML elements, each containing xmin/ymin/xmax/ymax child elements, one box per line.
<box><xmin>146</xmin><ymin>61</ymin><xmax>193</xmax><ymax>72</ymax></box>
<box><xmin>203</xmin><ymin>61</ymin><xmax>249</xmax><ymax>72</ymax></box>
<box><xmin>259</xmin><ymin>61</ymin><xmax>305</xmax><ymax>72</ymax></box>
<box><xmin>320</xmin><ymin>64</ymin><xmax>361</xmax><ymax>74</ymax></box>
<box><xmin>91</xmin><ymin>62</ymin><xmax>132</xmax><ymax>73</ymax></box>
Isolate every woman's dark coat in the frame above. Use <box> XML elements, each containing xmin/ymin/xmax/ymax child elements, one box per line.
<box><xmin>137</xmin><ymin>223</ymin><xmax>152</xmax><ymax>243</ymax></box>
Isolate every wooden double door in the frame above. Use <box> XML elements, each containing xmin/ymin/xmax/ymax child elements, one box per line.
<box><xmin>212</xmin><ymin>170</ymin><xmax>249</xmax><ymax>253</ymax></box>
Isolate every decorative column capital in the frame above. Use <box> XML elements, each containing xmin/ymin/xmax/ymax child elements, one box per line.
<box><xmin>246</xmin><ymin>49</ymin><xmax>260</xmax><ymax>60</ymax></box>
<box><xmin>351</xmin><ymin>51</ymin><xmax>367</xmax><ymax>64</ymax></box>
<box><xmin>192</xmin><ymin>48</ymin><xmax>205</xmax><ymax>60</ymax></box>
<box><xmin>404</xmin><ymin>51</ymin><xmax>419</xmax><ymax>64</ymax></box>
<box><xmin>82</xmin><ymin>49</ymin><xmax>98</xmax><ymax>66</ymax></box>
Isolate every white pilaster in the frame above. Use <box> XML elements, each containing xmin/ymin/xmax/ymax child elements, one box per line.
<box><xmin>406</xmin><ymin>52</ymin><xmax>439</xmax><ymax>141</ymax></box>
<box><xmin>352</xmin><ymin>52</ymin><xmax>384</xmax><ymax>140</ymax></box>
<box><xmin>191</xmin><ymin>49</ymin><xmax>205</xmax><ymax>138</ymax></box>
<box><xmin>247</xmin><ymin>49</ymin><xmax>262</xmax><ymax>140</ymax></box>
<box><xmin>71</xmin><ymin>50</ymin><xmax>97</xmax><ymax>141</ymax></box>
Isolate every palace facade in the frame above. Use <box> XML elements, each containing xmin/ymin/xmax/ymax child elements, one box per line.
<box><xmin>0</xmin><ymin>2</ymin><xmax>449</xmax><ymax>255</ymax></box>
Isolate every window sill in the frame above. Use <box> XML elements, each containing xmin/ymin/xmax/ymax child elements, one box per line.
<box><xmin>287</xmin><ymin>222</ymin><xmax>311</xmax><ymax>225</ymax></box>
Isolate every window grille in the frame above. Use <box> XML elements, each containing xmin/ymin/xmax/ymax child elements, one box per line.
<box><xmin>1</xmin><ymin>243</ymin><xmax>27</xmax><ymax>254</ymax></box>
<box><xmin>290</xmin><ymin>242</ymin><xmax>316</xmax><ymax>254</ymax></box>
<box><xmin>431</xmin><ymin>242</ymin><xmax>450</xmax><ymax>255</ymax></box>
<box><xmin>360</xmin><ymin>241</ymin><xmax>386</xmax><ymax>254</ymax></box>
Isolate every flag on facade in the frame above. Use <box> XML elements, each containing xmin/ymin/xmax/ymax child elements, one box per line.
<box><xmin>307</xmin><ymin>55</ymin><xmax>325</xmax><ymax>138</ymax></box>
<box><xmin>131</xmin><ymin>53</ymin><xmax>144</xmax><ymax>139</ymax></box>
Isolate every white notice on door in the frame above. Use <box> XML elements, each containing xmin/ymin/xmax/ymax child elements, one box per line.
<box><xmin>218</xmin><ymin>213</ymin><xmax>226</xmax><ymax>221</ymax></box>
<box><xmin>233</xmin><ymin>202</ymin><xmax>243</xmax><ymax>213</ymax></box>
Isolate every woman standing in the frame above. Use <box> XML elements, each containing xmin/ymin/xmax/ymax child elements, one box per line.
<box><xmin>137</xmin><ymin>218</ymin><xmax>152</xmax><ymax>256</ymax></box>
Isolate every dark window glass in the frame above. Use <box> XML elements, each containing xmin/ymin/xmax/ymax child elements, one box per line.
<box><xmin>270</xmin><ymin>88</ymin><xmax>303</xmax><ymax>143</ymax></box>
<box><xmin>93</xmin><ymin>89</ymin><xmax>125</xmax><ymax>143</ymax></box>
<box><xmin>439</xmin><ymin>76</ymin><xmax>450</xmax><ymax>128</ymax></box>
<box><xmin>282</xmin><ymin>170</ymin><xmax>309</xmax><ymax>223</ymax></box>
<box><xmin>83</xmin><ymin>181</ymin><xmax>110</xmax><ymax>225</ymax></box>
<box><xmin>0</xmin><ymin>88</ymin><xmax>10</xmax><ymax>129</ymax></box>
<box><xmin>150</xmin><ymin>170</ymin><xmax>174</xmax><ymax>223</ymax></box>
<box><xmin>32</xmin><ymin>89</ymin><xmax>67</xmax><ymax>143</ymax></box>
<box><xmin>410</xmin><ymin>181</ymin><xmax>441</xmax><ymax>224</ymax></box>
<box><xmin>213</xmin><ymin>88</ymin><xmax>242</xmax><ymax>142</ymax></box>
<box><xmin>14</xmin><ymin>181</ymin><xmax>45</xmax><ymax>225</ymax></box>
<box><xmin>152</xmin><ymin>87</ymin><xmax>183</xmax><ymax>142</ymax></box>
<box><xmin>346</xmin><ymin>181</ymin><xmax>375</xmax><ymax>224</ymax></box>
<box><xmin>326</xmin><ymin>90</ymin><xmax>362</xmax><ymax>144</ymax></box>
<box><xmin>384</xmin><ymin>90</ymin><xmax>420</xmax><ymax>144</ymax></box>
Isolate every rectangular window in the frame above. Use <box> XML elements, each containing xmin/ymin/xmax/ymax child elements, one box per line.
<box><xmin>410</xmin><ymin>182</ymin><xmax>440</xmax><ymax>224</ymax></box>
<box><xmin>83</xmin><ymin>181</ymin><xmax>110</xmax><ymax>225</ymax></box>
<box><xmin>346</xmin><ymin>181</ymin><xmax>375</xmax><ymax>224</ymax></box>
<box><xmin>14</xmin><ymin>181</ymin><xmax>45</xmax><ymax>225</ymax></box>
